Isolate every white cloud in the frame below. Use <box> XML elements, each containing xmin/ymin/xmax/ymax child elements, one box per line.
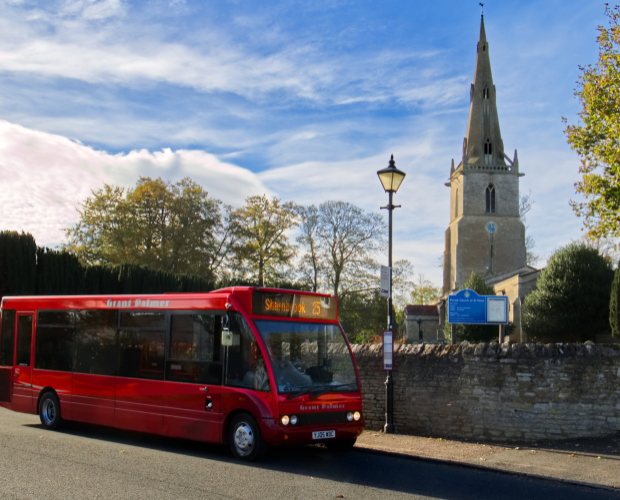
<box><xmin>0</xmin><ymin>120</ymin><xmax>269</xmax><ymax>246</ymax></box>
<box><xmin>83</xmin><ymin>1</ymin><xmax>125</xmax><ymax>20</ymax></box>
<box><xmin>0</xmin><ymin>2</ymin><xmax>461</xmax><ymax>109</ymax></box>
<box><xmin>61</xmin><ymin>0</ymin><xmax>126</xmax><ymax>20</ymax></box>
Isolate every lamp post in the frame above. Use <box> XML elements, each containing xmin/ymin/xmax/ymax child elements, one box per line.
<box><xmin>377</xmin><ymin>154</ymin><xmax>406</xmax><ymax>434</ymax></box>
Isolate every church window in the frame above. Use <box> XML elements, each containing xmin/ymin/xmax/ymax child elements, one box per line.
<box><xmin>484</xmin><ymin>138</ymin><xmax>493</xmax><ymax>165</ymax></box>
<box><xmin>486</xmin><ymin>184</ymin><xmax>496</xmax><ymax>213</ymax></box>
<box><xmin>483</xmin><ymin>87</ymin><xmax>489</xmax><ymax>99</ymax></box>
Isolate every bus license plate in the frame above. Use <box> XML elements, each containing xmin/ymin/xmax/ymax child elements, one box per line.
<box><xmin>312</xmin><ymin>430</ymin><xmax>336</xmax><ymax>440</ymax></box>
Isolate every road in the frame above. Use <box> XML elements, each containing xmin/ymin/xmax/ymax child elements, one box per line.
<box><xmin>0</xmin><ymin>408</ymin><xmax>616</xmax><ymax>499</ymax></box>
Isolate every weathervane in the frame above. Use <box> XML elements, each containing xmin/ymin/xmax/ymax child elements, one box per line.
<box><xmin>479</xmin><ymin>2</ymin><xmax>484</xmax><ymax>18</ymax></box>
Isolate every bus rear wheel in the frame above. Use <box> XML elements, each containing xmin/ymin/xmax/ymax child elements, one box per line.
<box><xmin>228</xmin><ymin>413</ymin><xmax>267</xmax><ymax>461</ymax></box>
<box><xmin>325</xmin><ymin>438</ymin><xmax>357</xmax><ymax>451</ymax></box>
<box><xmin>39</xmin><ymin>392</ymin><xmax>63</xmax><ymax>430</ymax></box>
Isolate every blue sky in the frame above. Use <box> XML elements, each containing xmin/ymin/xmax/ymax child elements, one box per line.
<box><xmin>0</xmin><ymin>0</ymin><xmax>606</xmax><ymax>287</ymax></box>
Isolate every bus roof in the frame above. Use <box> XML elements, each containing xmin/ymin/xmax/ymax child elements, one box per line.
<box><xmin>0</xmin><ymin>287</ymin><xmax>337</xmax><ymax>320</ymax></box>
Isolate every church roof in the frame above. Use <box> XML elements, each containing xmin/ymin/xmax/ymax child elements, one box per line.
<box><xmin>405</xmin><ymin>305</ymin><xmax>439</xmax><ymax>317</ymax></box>
<box><xmin>485</xmin><ymin>266</ymin><xmax>541</xmax><ymax>286</ymax></box>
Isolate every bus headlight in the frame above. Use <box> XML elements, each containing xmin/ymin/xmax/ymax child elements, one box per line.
<box><xmin>290</xmin><ymin>415</ymin><xmax>298</xmax><ymax>425</ymax></box>
<box><xmin>347</xmin><ymin>412</ymin><xmax>354</xmax><ymax>422</ymax></box>
<box><xmin>281</xmin><ymin>415</ymin><xmax>290</xmax><ymax>426</ymax></box>
<box><xmin>353</xmin><ymin>411</ymin><xmax>361</xmax><ymax>421</ymax></box>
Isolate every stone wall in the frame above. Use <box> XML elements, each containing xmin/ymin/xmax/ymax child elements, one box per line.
<box><xmin>352</xmin><ymin>342</ymin><xmax>620</xmax><ymax>442</ymax></box>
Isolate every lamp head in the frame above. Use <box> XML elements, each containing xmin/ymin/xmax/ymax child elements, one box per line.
<box><xmin>377</xmin><ymin>154</ymin><xmax>406</xmax><ymax>193</ymax></box>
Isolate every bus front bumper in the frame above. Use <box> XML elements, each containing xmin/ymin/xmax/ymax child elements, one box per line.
<box><xmin>259</xmin><ymin>418</ymin><xmax>365</xmax><ymax>447</ymax></box>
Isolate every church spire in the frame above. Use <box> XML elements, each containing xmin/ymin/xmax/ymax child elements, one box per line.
<box><xmin>443</xmin><ymin>14</ymin><xmax>527</xmax><ymax>296</ymax></box>
<box><xmin>462</xmin><ymin>16</ymin><xmax>508</xmax><ymax>171</ymax></box>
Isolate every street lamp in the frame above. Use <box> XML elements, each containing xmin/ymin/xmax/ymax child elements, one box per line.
<box><xmin>377</xmin><ymin>154</ymin><xmax>406</xmax><ymax>434</ymax></box>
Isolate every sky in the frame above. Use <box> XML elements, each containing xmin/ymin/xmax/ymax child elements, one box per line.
<box><xmin>0</xmin><ymin>0</ymin><xmax>607</xmax><ymax>287</ymax></box>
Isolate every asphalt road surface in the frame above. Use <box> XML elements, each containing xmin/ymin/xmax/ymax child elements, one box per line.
<box><xmin>0</xmin><ymin>408</ymin><xmax>616</xmax><ymax>500</ymax></box>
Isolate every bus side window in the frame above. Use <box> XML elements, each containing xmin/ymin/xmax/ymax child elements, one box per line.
<box><xmin>167</xmin><ymin>314</ymin><xmax>222</xmax><ymax>384</ymax></box>
<box><xmin>16</xmin><ymin>316</ymin><xmax>32</xmax><ymax>366</ymax></box>
<box><xmin>224</xmin><ymin>313</ymin><xmax>269</xmax><ymax>392</ymax></box>
<box><xmin>36</xmin><ymin>311</ymin><xmax>75</xmax><ymax>372</ymax></box>
<box><xmin>74</xmin><ymin>310</ymin><xmax>118</xmax><ymax>376</ymax></box>
<box><xmin>0</xmin><ymin>310</ymin><xmax>15</xmax><ymax>366</ymax></box>
<box><xmin>118</xmin><ymin>312</ymin><xmax>165</xmax><ymax>380</ymax></box>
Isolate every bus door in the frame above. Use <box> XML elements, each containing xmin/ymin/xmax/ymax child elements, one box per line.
<box><xmin>12</xmin><ymin>314</ymin><xmax>34</xmax><ymax>414</ymax></box>
<box><xmin>0</xmin><ymin>309</ymin><xmax>16</xmax><ymax>407</ymax></box>
<box><xmin>162</xmin><ymin>313</ymin><xmax>223</xmax><ymax>443</ymax></box>
<box><xmin>220</xmin><ymin>313</ymin><xmax>272</xmax><ymax>419</ymax></box>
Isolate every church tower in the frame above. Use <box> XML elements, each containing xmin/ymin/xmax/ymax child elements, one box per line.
<box><xmin>442</xmin><ymin>16</ymin><xmax>526</xmax><ymax>294</ymax></box>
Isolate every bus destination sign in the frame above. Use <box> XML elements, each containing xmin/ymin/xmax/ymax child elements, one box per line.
<box><xmin>252</xmin><ymin>291</ymin><xmax>337</xmax><ymax>320</ymax></box>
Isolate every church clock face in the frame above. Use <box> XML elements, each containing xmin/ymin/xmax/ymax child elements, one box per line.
<box><xmin>485</xmin><ymin>221</ymin><xmax>498</xmax><ymax>234</ymax></box>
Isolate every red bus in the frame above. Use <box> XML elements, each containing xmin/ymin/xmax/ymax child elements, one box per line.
<box><xmin>0</xmin><ymin>287</ymin><xmax>364</xmax><ymax>461</ymax></box>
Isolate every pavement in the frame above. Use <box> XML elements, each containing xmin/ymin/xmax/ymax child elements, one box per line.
<box><xmin>353</xmin><ymin>430</ymin><xmax>620</xmax><ymax>492</ymax></box>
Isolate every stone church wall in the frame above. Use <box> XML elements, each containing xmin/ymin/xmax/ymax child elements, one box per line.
<box><xmin>352</xmin><ymin>342</ymin><xmax>620</xmax><ymax>442</ymax></box>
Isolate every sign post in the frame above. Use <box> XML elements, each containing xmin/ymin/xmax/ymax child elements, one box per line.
<box><xmin>380</xmin><ymin>266</ymin><xmax>390</xmax><ymax>298</ymax></box>
<box><xmin>383</xmin><ymin>331</ymin><xmax>393</xmax><ymax>370</ymax></box>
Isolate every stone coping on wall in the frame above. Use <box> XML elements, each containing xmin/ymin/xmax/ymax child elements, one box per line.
<box><xmin>351</xmin><ymin>341</ymin><xmax>620</xmax><ymax>360</ymax></box>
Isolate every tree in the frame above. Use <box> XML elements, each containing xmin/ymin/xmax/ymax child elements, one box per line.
<box><xmin>295</xmin><ymin>201</ymin><xmax>388</xmax><ymax>297</ymax></box>
<box><xmin>230</xmin><ymin>195</ymin><xmax>299</xmax><ymax>287</ymax></box>
<box><xmin>610</xmin><ymin>262</ymin><xmax>620</xmax><ymax>337</ymax></box>
<box><xmin>523</xmin><ymin>243</ymin><xmax>614</xmax><ymax>342</ymax></box>
<box><xmin>65</xmin><ymin>177</ymin><xmax>223</xmax><ymax>279</ymax></box>
<box><xmin>564</xmin><ymin>6</ymin><xmax>620</xmax><ymax>240</ymax></box>
<box><xmin>409</xmin><ymin>274</ymin><xmax>441</xmax><ymax>305</ymax></box>
<box><xmin>314</xmin><ymin>200</ymin><xmax>386</xmax><ymax>297</ymax></box>
<box><xmin>0</xmin><ymin>231</ymin><xmax>37</xmax><ymax>298</ymax></box>
<box><xmin>391</xmin><ymin>259</ymin><xmax>415</xmax><ymax>309</ymax></box>
<box><xmin>446</xmin><ymin>271</ymin><xmax>499</xmax><ymax>343</ymax></box>
<box><xmin>206</xmin><ymin>204</ymin><xmax>240</xmax><ymax>281</ymax></box>
<box><xmin>582</xmin><ymin>232</ymin><xmax>620</xmax><ymax>264</ymax></box>
<box><xmin>519</xmin><ymin>191</ymin><xmax>540</xmax><ymax>266</ymax></box>
<box><xmin>339</xmin><ymin>290</ymin><xmax>387</xmax><ymax>344</ymax></box>
<box><xmin>296</xmin><ymin>205</ymin><xmax>322</xmax><ymax>292</ymax></box>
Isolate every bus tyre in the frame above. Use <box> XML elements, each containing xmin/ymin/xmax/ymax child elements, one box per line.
<box><xmin>228</xmin><ymin>413</ymin><xmax>267</xmax><ymax>462</ymax></box>
<box><xmin>325</xmin><ymin>438</ymin><xmax>356</xmax><ymax>451</ymax></box>
<box><xmin>39</xmin><ymin>392</ymin><xmax>63</xmax><ymax>430</ymax></box>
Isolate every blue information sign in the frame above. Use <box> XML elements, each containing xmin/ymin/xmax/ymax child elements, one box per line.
<box><xmin>447</xmin><ymin>289</ymin><xmax>508</xmax><ymax>325</ymax></box>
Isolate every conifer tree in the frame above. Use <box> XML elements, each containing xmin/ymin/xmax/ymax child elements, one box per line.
<box><xmin>524</xmin><ymin>243</ymin><xmax>613</xmax><ymax>342</ymax></box>
<box><xmin>610</xmin><ymin>262</ymin><xmax>620</xmax><ymax>337</ymax></box>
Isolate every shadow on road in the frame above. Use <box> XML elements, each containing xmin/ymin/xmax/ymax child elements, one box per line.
<box><xmin>24</xmin><ymin>421</ymin><xmax>619</xmax><ymax>500</ymax></box>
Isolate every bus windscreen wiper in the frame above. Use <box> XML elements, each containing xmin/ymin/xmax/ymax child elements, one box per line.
<box><xmin>286</xmin><ymin>388</ymin><xmax>315</xmax><ymax>400</ymax></box>
<box><xmin>309</xmin><ymin>383</ymin><xmax>356</xmax><ymax>400</ymax></box>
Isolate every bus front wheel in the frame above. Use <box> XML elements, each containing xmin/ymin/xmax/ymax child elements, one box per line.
<box><xmin>228</xmin><ymin>413</ymin><xmax>267</xmax><ymax>461</ymax></box>
<box><xmin>39</xmin><ymin>392</ymin><xmax>63</xmax><ymax>430</ymax></box>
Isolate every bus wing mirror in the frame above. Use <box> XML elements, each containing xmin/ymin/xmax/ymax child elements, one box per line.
<box><xmin>222</xmin><ymin>327</ymin><xmax>233</xmax><ymax>346</ymax></box>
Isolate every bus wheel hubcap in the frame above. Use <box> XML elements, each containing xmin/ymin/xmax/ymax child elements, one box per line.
<box><xmin>234</xmin><ymin>424</ymin><xmax>253</xmax><ymax>454</ymax></box>
<box><xmin>42</xmin><ymin>400</ymin><xmax>55</xmax><ymax>423</ymax></box>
